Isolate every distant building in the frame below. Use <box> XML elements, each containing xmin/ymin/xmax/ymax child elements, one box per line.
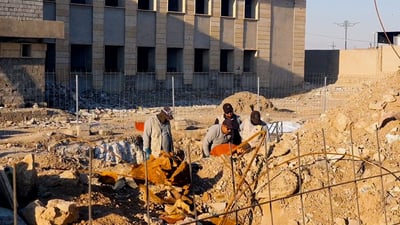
<box><xmin>377</xmin><ymin>31</ymin><xmax>400</xmax><ymax>45</ymax></box>
<box><xmin>0</xmin><ymin>0</ymin><xmax>64</xmax><ymax>107</ymax></box>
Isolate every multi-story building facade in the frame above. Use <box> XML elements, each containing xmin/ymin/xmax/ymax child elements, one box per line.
<box><xmin>0</xmin><ymin>0</ymin><xmax>306</xmax><ymax>108</ymax></box>
<box><xmin>44</xmin><ymin>0</ymin><xmax>306</xmax><ymax>95</ymax></box>
<box><xmin>0</xmin><ymin>0</ymin><xmax>64</xmax><ymax>107</ymax></box>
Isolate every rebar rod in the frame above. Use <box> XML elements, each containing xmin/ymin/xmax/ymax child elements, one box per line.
<box><xmin>144</xmin><ymin>152</ymin><xmax>150</xmax><ymax>224</ymax></box>
<box><xmin>349</xmin><ymin>127</ymin><xmax>361</xmax><ymax>225</ymax></box>
<box><xmin>321</xmin><ymin>129</ymin><xmax>334</xmax><ymax>224</ymax></box>
<box><xmin>180</xmin><ymin>147</ymin><xmax>400</xmax><ymax>225</ymax></box>
<box><xmin>266</xmin><ymin>147</ymin><xmax>274</xmax><ymax>225</ymax></box>
<box><xmin>179</xmin><ymin>169</ymin><xmax>400</xmax><ymax>225</ymax></box>
<box><xmin>228</xmin><ymin>142</ymin><xmax>238</xmax><ymax>224</ymax></box>
<box><xmin>13</xmin><ymin>163</ymin><xmax>17</xmax><ymax>225</ymax></box>
<box><xmin>296</xmin><ymin>133</ymin><xmax>306</xmax><ymax>225</ymax></box>
<box><xmin>186</xmin><ymin>142</ymin><xmax>197</xmax><ymax>220</ymax></box>
<box><xmin>219</xmin><ymin>131</ymin><xmax>267</xmax><ymax>225</ymax></box>
<box><xmin>88</xmin><ymin>148</ymin><xmax>92</xmax><ymax>225</ymax></box>
<box><xmin>375</xmin><ymin>127</ymin><xmax>388</xmax><ymax>225</ymax></box>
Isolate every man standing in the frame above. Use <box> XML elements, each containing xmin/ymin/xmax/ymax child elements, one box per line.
<box><xmin>202</xmin><ymin>118</ymin><xmax>237</xmax><ymax>157</ymax></box>
<box><xmin>240</xmin><ymin>110</ymin><xmax>267</xmax><ymax>149</ymax></box>
<box><xmin>142</xmin><ymin>107</ymin><xmax>174</xmax><ymax>158</ymax></box>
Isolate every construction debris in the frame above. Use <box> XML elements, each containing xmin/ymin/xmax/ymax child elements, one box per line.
<box><xmin>0</xmin><ymin>74</ymin><xmax>400</xmax><ymax>224</ymax></box>
<box><xmin>20</xmin><ymin>199</ymin><xmax>79</xmax><ymax>225</ymax></box>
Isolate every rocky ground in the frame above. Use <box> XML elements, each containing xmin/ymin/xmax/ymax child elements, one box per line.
<box><xmin>0</xmin><ymin>73</ymin><xmax>399</xmax><ymax>225</ymax></box>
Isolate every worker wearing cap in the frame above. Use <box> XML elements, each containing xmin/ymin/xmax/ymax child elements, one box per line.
<box><xmin>142</xmin><ymin>107</ymin><xmax>174</xmax><ymax>158</ymax></box>
<box><xmin>202</xmin><ymin>118</ymin><xmax>238</xmax><ymax>157</ymax></box>
<box><xmin>215</xmin><ymin>103</ymin><xmax>242</xmax><ymax>145</ymax></box>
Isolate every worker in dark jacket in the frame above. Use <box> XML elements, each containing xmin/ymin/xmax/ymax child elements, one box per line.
<box><xmin>215</xmin><ymin>103</ymin><xmax>241</xmax><ymax>145</ymax></box>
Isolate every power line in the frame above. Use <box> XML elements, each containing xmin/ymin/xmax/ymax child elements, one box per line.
<box><xmin>335</xmin><ymin>20</ymin><xmax>359</xmax><ymax>50</ymax></box>
<box><xmin>307</xmin><ymin>33</ymin><xmax>371</xmax><ymax>43</ymax></box>
<box><xmin>329</xmin><ymin>41</ymin><xmax>336</xmax><ymax>50</ymax></box>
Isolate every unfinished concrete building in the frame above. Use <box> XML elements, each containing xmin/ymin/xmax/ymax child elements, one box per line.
<box><xmin>42</xmin><ymin>0</ymin><xmax>306</xmax><ymax>96</ymax></box>
<box><xmin>0</xmin><ymin>0</ymin><xmax>64</xmax><ymax>107</ymax></box>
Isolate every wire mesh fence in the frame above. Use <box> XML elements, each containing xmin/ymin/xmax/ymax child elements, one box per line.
<box><xmin>43</xmin><ymin>71</ymin><xmax>357</xmax><ymax>119</ymax></box>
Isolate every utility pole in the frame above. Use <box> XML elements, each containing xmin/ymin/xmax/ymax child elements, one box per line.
<box><xmin>335</xmin><ymin>20</ymin><xmax>359</xmax><ymax>50</ymax></box>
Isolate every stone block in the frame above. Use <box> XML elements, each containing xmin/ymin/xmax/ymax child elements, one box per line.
<box><xmin>76</xmin><ymin>124</ymin><xmax>90</xmax><ymax>136</ymax></box>
<box><xmin>174</xmin><ymin>119</ymin><xmax>188</xmax><ymax>130</ymax></box>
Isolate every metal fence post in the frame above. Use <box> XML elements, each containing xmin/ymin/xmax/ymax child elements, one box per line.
<box><xmin>75</xmin><ymin>74</ymin><xmax>79</xmax><ymax>123</ymax></box>
<box><xmin>172</xmin><ymin>76</ymin><xmax>175</xmax><ymax>111</ymax></box>
<box><xmin>323</xmin><ymin>76</ymin><xmax>327</xmax><ymax>113</ymax></box>
<box><xmin>257</xmin><ymin>76</ymin><xmax>260</xmax><ymax>111</ymax></box>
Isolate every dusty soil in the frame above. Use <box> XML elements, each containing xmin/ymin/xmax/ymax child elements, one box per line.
<box><xmin>0</xmin><ymin>73</ymin><xmax>399</xmax><ymax>225</ymax></box>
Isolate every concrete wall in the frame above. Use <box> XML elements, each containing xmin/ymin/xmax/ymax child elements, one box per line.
<box><xmin>70</xmin><ymin>5</ymin><xmax>93</xmax><ymax>44</ymax></box>
<box><xmin>0</xmin><ymin>0</ymin><xmax>42</xmax><ymax>20</ymax></box>
<box><xmin>269</xmin><ymin>0</ymin><xmax>305</xmax><ymax>87</ymax></box>
<box><xmin>0</xmin><ymin>0</ymin><xmax>64</xmax><ymax>108</ymax></box>
<box><xmin>137</xmin><ymin>11</ymin><xmax>156</xmax><ymax>46</ymax></box>
<box><xmin>194</xmin><ymin>16</ymin><xmax>210</xmax><ymax>49</ymax></box>
<box><xmin>305</xmin><ymin>46</ymin><xmax>400</xmax><ymax>85</ymax></box>
<box><xmin>167</xmin><ymin>14</ymin><xmax>185</xmax><ymax>48</ymax></box>
<box><xmin>0</xmin><ymin>56</ymin><xmax>46</xmax><ymax>107</ymax></box>
<box><xmin>104</xmin><ymin>7</ymin><xmax>125</xmax><ymax>45</ymax></box>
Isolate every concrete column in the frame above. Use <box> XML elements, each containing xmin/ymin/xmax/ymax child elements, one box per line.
<box><xmin>257</xmin><ymin>0</ymin><xmax>272</xmax><ymax>87</ymax></box>
<box><xmin>125</xmin><ymin>0</ymin><xmax>137</xmax><ymax>75</ymax></box>
<box><xmin>292</xmin><ymin>0</ymin><xmax>306</xmax><ymax>84</ymax></box>
<box><xmin>55</xmin><ymin>0</ymin><xmax>70</xmax><ymax>85</ymax></box>
<box><xmin>234</xmin><ymin>0</ymin><xmax>244</xmax><ymax>75</ymax></box>
<box><xmin>92</xmin><ymin>0</ymin><xmax>105</xmax><ymax>89</ymax></box>
<box><xmin>210</xmin><ymin>0</ymin><xmax>221</xmax><ymax>71</ymax></box>
<box><xmin>155</xmin><ymin>0</ymin><xmax>168</xmax><ymax>80</ymax></box>
<box><xmin>183</xmin><ymin>0</ymin><xmax>195</xmax><ymax>84</ymax></box>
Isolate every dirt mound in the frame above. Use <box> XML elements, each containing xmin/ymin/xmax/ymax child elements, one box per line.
<box><xmin>217</xmin><ymin>91</ymin><xmax>275</xmax><ymax>114</ymax></box>
<box><xmin>261</xmin><ymin>73</ymin><xmax>400</xmax><ymax>224</ymax></box>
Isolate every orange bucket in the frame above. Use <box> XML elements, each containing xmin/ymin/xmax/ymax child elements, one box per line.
<box><xmin>210</xmin><ymin>143</ymin><xmax>237</xmax><ymax>156</ymax></box>
<box><xmin>135</xmin><ymin>121</ymin><xmax>144</xmax><ymax>132</ymax></box>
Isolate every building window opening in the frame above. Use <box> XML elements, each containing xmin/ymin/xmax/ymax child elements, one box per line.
<box><xmin>71</xmin><ymin>0</ymin><xmax>92</xmax><ymax>4</ymax></box>
<box><xmin>243</xmin><ymin>50</ymin><xmax>256</xmax><ymax>72</ymax></box>
<box><xmin>105</xmin><ymin>46</ymin><xmax>124</xmax><ymax>72</ymax></box>
<box><xmin>220</xmin><ymin>49</ymin><xmax>234</xmax><ymax>72</ymax></box>
<box><xmin>138</xmin><ymin>0</ymin><xmax>154</xmax><ymax>10</ymax></box>
<box><xmin>245</xmin><ymin>0</ymin><xmax>257</xmax><ymax>19</ymax></box>
<box><xmin>194</xmin><ymin>49</ymin><xmax>209</xmax><ymax>72</ymax></box>
<box><xmin>168</xmin><ymin>0</ymin><xmax>183</xmax><ymax>12</ymax></box>
<box><xmin>21</xmin><ymin>44</ymin><xmax>31</xmax><ymax>57</ymax></box>
<box><xmin>137</xmin><ymin>47</ymin><xmax>155</xmax><ymax>73</ymax></box>
<box><xmin>105</xmin><ymin>0</ymin><xmax>123</xmax><ymax>7</ymax></box>
<box><xmin>167</xmin><ymin>48</ymin><xmax>183</xmax><ymax>72</ymax></box>
<box><xmin>45</xmin><ymin>43</ymin><xmax>55</xmax><ymax>72</ymax></box>
<box><xmin>71</xmin><ymin>44</ymin><xmax>92</xmax><ymax>72</ymax></box>
<box><xmin>221</xmin><ymin>0</ymin><xmax>234</xmax><ymax>17</ymax></box>
<box><xmin>195</xmin><ymin>0</ymin><xmax>209</xmax><ymax>15</ymax></box>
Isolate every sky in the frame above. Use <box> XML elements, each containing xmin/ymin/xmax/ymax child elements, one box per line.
<box><xmin>305</xmin><ymin>0</ymin><xmax>399</xmax><ymax>50</ymax></box>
